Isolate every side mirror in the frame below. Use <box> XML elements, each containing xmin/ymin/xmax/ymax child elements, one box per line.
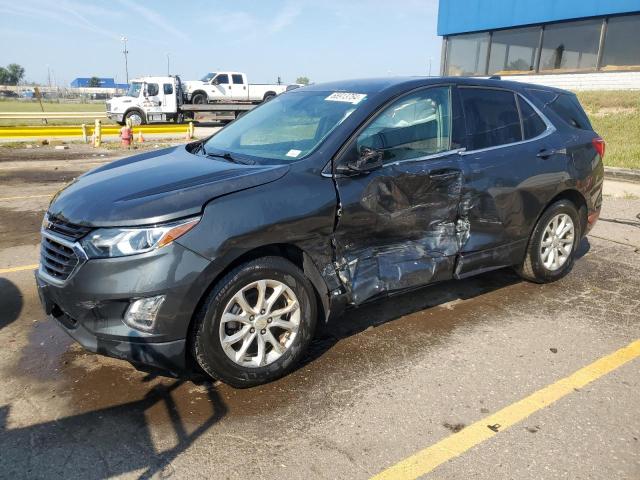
<box><xmin>337</xmin><ymin>146</ymin><xmax>384</xmax><ymax>174</ymax></box>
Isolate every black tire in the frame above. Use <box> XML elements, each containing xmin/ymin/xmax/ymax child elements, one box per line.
<box><xmin>192</xmin><ymin>92</ymin><xmax>207</xmax><ymax>104</ymax></box>
<box><xmin>124</xmin><ymin>109</ymin><xmax>145</xmax><ymax>126</ymax></box>
<box><xmin>262</xmin><ymin>92</ymin><xmax>276</xmax><ymax>103</ymax></box>
<box><xmin>516</xmin><ymin>199</ymin><xmax>581</xmax><ymax>283</ymax></box>
<box><xmin>192</xmin><ymin>256</ymin><xmax>317</xmax><ymax>388</ymax></box>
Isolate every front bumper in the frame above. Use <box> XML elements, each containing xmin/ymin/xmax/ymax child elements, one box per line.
<box><xmin>35</xmin><ymin>241</ymin><xmax>213</xmax><ymax>375</ymax></box>
<box><xmin>107</xmin><ymin>112</ymin><xmax>124</xmax><ymax>122</ymax></box>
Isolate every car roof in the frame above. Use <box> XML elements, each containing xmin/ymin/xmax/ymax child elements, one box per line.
<box><xmin>300</xmin><ymin>76</ymin><xmax>571</xmax><ymax>96</ymax></box>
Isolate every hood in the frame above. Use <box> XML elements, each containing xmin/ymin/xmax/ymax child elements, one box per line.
<box><xmin>107</xmin><ymin>96</ymin><xmax>137</xmax><ymax>109</ymax></box>
<box><xmin>183</xmin><ymin>80</ymin><xmax>204</xmax><ymax>92</ymax></box>
<box><xmin>48</xmin><ymin>145</ymin><xmax>289</xmax><ymax>227</ymax></box>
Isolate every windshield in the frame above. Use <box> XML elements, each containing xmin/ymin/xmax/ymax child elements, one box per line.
<box><xmin>203</xmin><ymin>91</ymin><xmax>367</xmax><ymax>163</ymax></box>
<box><xmin>200</xmin><ymin>72</ymin><xmax>217</xmax><ymax>82</ymax></box>
<box><xmin>126</xmin><ymin>82</ymin><xmax>142</xmax><ymax>98</ymax></box>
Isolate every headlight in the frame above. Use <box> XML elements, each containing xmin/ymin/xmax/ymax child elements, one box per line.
<box><xmin>81</xmin><ymin>217</ymin><xmax>200</xmax><ymax>258</ymax></box>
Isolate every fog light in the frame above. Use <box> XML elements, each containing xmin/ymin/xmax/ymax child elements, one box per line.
<box><xmin>124</xmin><ymin>295</ymin><xmax>165</xmax><ymax>331</ymax></box>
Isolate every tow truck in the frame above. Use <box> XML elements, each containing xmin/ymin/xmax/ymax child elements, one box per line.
<box><xmin>106</xmin><ymin>74</ymin><xmax>295</xmax><ymax>126</ymax></box>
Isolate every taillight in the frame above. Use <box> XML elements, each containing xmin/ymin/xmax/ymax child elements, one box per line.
<box><xmin>592</xmin><ymin>137</ymin><xmax>605</xmax><ymax>158</ymax></box>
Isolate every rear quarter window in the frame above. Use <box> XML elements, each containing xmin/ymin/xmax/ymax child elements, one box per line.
<box><xmin>528</xmin><ymin>89</ymin><xmax>592</xmax><ymax>131</ymax></box>
<box><xmin>518</xmin><ymin>96</ymin><xmax>547</xmax><ymax>139</ymax></box>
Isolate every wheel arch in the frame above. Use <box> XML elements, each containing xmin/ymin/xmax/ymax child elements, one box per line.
<box><xmin>190</xmin><ymin>90</ymin><xmax>208</xmax><ymax>103</ymax></box>
<box><xmin>262</xmin><ymin>91</ymin><xmax>276</xmax><ymax>101</ymax></box>
<box><xmin>543</xmin><ymin>189</ymin><xmax>588</xmax><ymax>235</ymax></box>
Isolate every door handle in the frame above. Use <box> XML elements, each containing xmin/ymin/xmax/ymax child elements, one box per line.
<box><xmin>537</xmin><ymin>148</ymin><xmax>566</xmax><ymax>158</ymax></box>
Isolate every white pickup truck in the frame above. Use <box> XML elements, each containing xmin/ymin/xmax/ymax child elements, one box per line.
<box><xmin>184</xmin><ymin>72</ymin><xmax>288</xmax><ymax>104</ymax></box>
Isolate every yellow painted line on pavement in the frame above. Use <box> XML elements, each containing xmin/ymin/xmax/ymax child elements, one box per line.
<box><xmin>0</xmin><ymin>194</ymin><xmax>52</xmax><ymax>201</ymax></box>
<box><xmin>371</xmin><ymin>339</ymin><xmax>640</xmax><ymax>480</ymax></box>
<box><xmin>0</xmin><ymin>264</ymin><xmax>39</xmax><ymax>275</ymax></box>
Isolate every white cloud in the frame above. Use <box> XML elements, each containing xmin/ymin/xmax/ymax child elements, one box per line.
<box><xmin>115</xmin><ymin>0</ymin><xmax>189</xmax><ymax>42</ymax></box>
<box><xmin>268</xmin><ymin>2</ymin><xmax>303</xmax><ymax>33</ymax></box>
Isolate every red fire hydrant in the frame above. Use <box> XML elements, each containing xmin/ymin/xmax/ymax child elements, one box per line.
<box><xmin>120</xmin><ymin>124</ymin><xmax>133</xmax><ymax>149</ymax></box>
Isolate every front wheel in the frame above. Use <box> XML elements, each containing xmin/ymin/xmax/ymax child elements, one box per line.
<box><xmin>191</xmin><ymin>92</ymin><xmax>207</xmax><ymax>104</ymax></box>
<box><xmin>192</xmin><ymin>257</ymin><xmax>317</xmax><ymax>388</ymax></box>
<box><xmin>124</xmin><ymin>110</ymin><xmax>145</xmax><ymax>126</ymax></box>
<box><xmin>516</xmin><ymin>199</ymin><xmax>581</xmax><ymax>283</ymax></box>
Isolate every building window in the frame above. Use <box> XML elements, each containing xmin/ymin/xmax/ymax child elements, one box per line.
<box><xmin>539</xmin><ymin>19</ymin><xmax>602</xmax><ymax>73</ymax></box>
<box><xmin>488</xmin><ymin>27</ymin><xmax>540</xmax><ymax>75</ymax></box>
<box><xmin>602</xmin><ymin>14</ymin><xmax>640</xmax><ymax>71</ymax></box>
<box><xmin>446</xmin><ymin>32</ymin><xmax>489</xmax><ymax>76</ymax></box>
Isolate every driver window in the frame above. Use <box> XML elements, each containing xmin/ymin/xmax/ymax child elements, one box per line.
<box><xmin>356</xmin><ymin>86</ymin><xmax>451</xmax><ymax>163</ymax></box>
<box><xmin>215</xmin><ymin>74</ymin><xmax>229</xmax><ymax>85</ymax></box>
<box><xmin>146</xmin><ymin>83</ymin><xmax>159</xmax><ymax>97</ymax></box>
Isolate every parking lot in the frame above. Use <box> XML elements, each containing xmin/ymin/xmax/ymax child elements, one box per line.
<box><xmin>0</xmin><ymin>145</ymin><xmax>639</xmax><ymax>479</ymax></box>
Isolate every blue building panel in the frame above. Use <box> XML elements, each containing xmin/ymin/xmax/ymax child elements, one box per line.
<box><xmin>70</xmin><ymin>77</ymin><xmax>118</xmax><ymax>88</ymax></box>
<box><xmin>438</xmin><ymin>0</ymin><xmax>640</xmax><ymax>35</ymax></box>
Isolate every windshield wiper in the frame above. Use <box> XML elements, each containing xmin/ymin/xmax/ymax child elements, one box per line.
<box><xmin>205</xmin><ymin>151</ymin><xmax>254</xmax><ymax>165</ymax></box>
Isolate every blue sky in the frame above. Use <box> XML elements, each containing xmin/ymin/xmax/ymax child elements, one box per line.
<box><xmin>0</xmin><ymin>0</ymin><xmax>441</xmax><ymax>86</ymax></box>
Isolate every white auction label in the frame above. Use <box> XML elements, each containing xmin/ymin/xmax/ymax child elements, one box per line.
<box><xmin>325</xmin><ymin>92</ymin><xmax>367</xmax><ymax>104</ymax></box>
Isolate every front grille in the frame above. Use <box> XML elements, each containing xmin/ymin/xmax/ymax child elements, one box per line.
<box><xmin>40</xmin><ymin>236</ymin><xmax>80</xmax><ymax>282</ymax></box>
<box><xmin>46</xmin><ymin>216</ymin><xmax>91</xmax><ymax>241</ymax></box>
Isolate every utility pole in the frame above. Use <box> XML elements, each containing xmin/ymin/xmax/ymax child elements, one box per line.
<box><xmin>121</xmin><ymin>36</ymin><xmax>129</xmax><ymax>84</ymax></box>
<box><xmin>167</xmin><ymin>53</ymin><xmax>170</xmax><ymax>76</ymax></box>
<box><xmin>47</xmin><ymin>65</ymin><xmax>51</xmax><ymax>87</ymax></box>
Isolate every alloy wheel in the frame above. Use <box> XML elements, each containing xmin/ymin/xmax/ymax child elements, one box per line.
<box><xmin>219</xmin><ymin>279</ymin><xmax>301</xmax><ymax>367</ymax></box>
<box><xmin>539</xmin><ymin>213</ymin><xmax>575</xmax><ymax>271</ymax></box>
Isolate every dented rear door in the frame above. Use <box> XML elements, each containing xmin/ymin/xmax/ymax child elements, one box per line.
<box><xmin>332</xmin><ymin>85</ymin><xmax>466</xmax><ymax>305</ymax></box>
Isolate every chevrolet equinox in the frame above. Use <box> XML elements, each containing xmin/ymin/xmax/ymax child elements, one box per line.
<box><xmin>36</xmin><ymin>77</ymin><xmax>604</xmax><ymax>387</ymax></box>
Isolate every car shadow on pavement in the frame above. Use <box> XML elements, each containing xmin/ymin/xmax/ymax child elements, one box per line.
<box><xmin>305</xmin><ymin>237</ymin><xmax>591</xmax><ymax>366</ymax></box>
<box><xmin>0</xmin><ymin>278</ymin><xmax>22</xmax><ymax>330</ymax></box>
<box><xmin>0</xmin><ymin>379</ymin><xmax>227</xmax><ymax>480</ymax></box>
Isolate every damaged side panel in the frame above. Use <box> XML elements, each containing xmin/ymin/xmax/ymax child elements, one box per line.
<box><xmin>333</xmin><ymin>157</ymin><xmax>467</xmax><ymax>305</ymax></box>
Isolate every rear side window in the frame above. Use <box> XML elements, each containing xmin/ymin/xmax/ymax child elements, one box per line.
<box><xmin>232</xmin><ymin>74</ymin><xmax>244</xmax><ymax>84</ymax></box>
<box><xmin>163</xmin><ymin>83</ymin><xmax>173</xmax><ymax>95</ymax></box>
<box><xmin>528</xmin><ymin>90</ymin><xmax>592</xmax><ymax>130</ymax></box>
<box><xmin>460</xmin><ymin>88</ymin><xmax>521</xmax><ymax>150</ymax></box>
<box><xmin>518</xmin><ymin>96</ymin><xmax>547</xmax><ymax>139</ymax></box>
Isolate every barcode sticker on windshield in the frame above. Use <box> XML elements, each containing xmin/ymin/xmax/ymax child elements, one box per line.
<box><xmin>325</xmin><ymin>92</ymin><xmax>367</xmax><ymax>104</ymax></box>
<box><xmin>286</xmin><ymin>149</ymin><xmax>302</xmax><ymax>158</ymax></box>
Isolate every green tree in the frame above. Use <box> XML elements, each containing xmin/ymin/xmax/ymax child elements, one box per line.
<box><xmin>0</xmin><ymin>67</ymin><xmax>8</xmax><ymax>85</ymax></box>
<box><xmin>296</xmin><ymin>76</ymin><xmax>310</xmax><ymax>85</ymax></box>
<box><xmin>88</xmin><ymin>76</ymin><xmax>101</xmax><ymax>87</ymax></box>
<box><xmin>5</xmin><ymin>64</ymin><xmax>25</xmax><ymax>85</ymax></box>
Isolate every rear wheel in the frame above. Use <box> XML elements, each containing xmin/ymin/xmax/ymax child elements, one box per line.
<box><xmin>192</xmin><ymin>257</ymin><xmax>317</xmax><ymax>388</ymax></box>
<box><xmin>517</xmin><ymin>200</ymin><xmax>580</xmax><ymax>283</ymax></box>
<box><xmin>262</xmin><ymin>92</ymin><xmax>276</xmax><ymax>103</ymax></box>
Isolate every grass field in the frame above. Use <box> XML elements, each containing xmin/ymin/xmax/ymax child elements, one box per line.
<box><xmin>0</xmin><ymin>99</ymin><xmax>109</xmax><ymax>126</ymax></box>
<box><xmin>576</xmin><ymin>91</ymin><xmax>640</xmax><ymax>169</ymax></box>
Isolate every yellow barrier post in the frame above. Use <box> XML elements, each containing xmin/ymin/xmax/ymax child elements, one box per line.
<box><xmin>93</xmin><ymin>119</ymin><xmax>101</xmax><ymax>148</ymax></box>
<box><xmin>81</xmin><ymin>123</ymin><xmax>87</xmax><ymax>143</ymax></box>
